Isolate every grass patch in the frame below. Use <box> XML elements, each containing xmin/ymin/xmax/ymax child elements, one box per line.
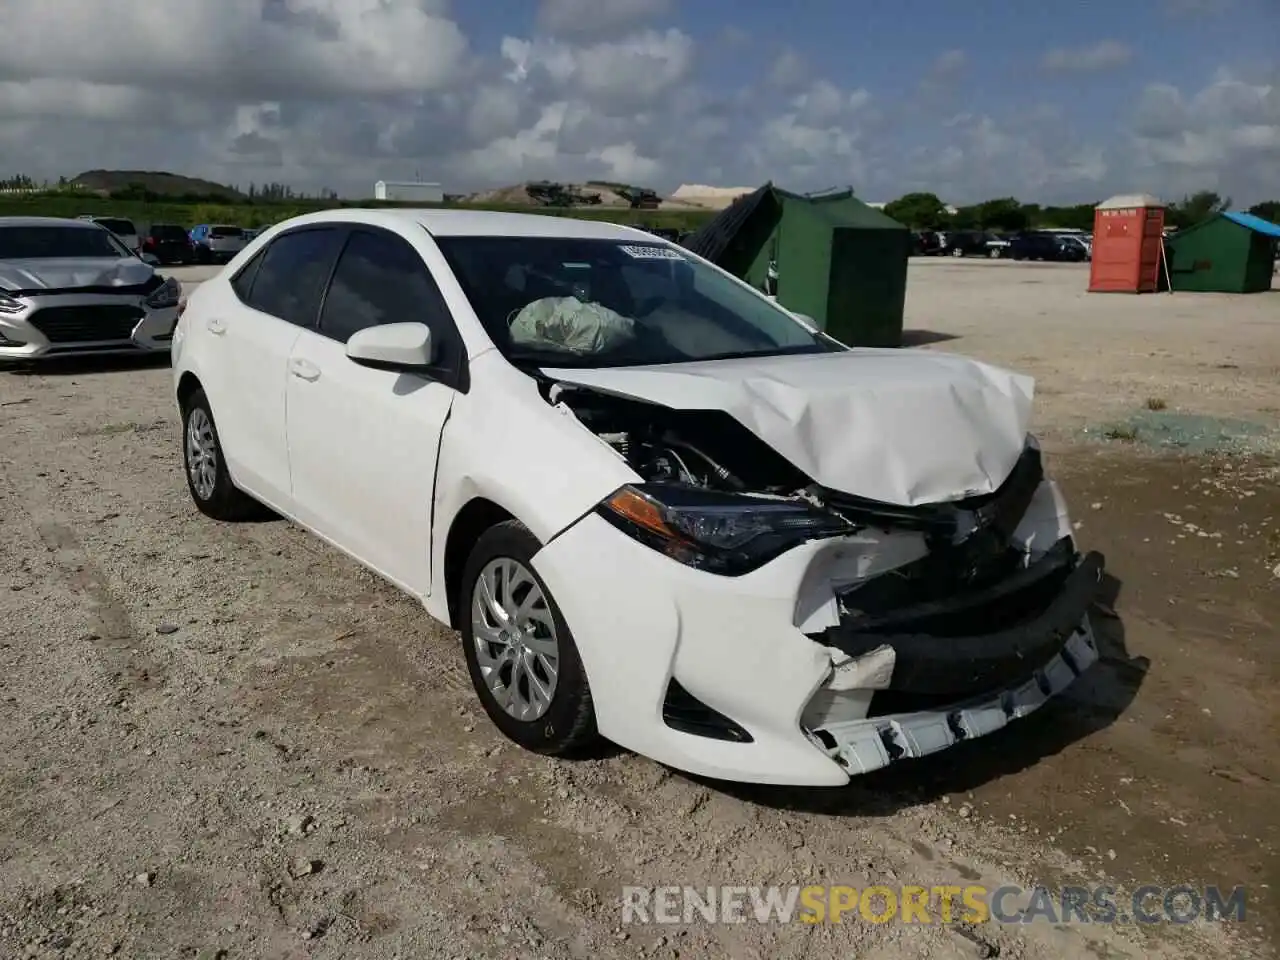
<box><xmin>1103</xmin><ymin>425</ymin><xmax>1140</xmax><ymax>442</ymax></box>
<box><xmin>1145</xmin><ymin>397</ymin><xmax>1167</xmax><ymax>411</ymax></box>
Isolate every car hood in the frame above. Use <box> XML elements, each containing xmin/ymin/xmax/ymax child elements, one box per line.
<box><xmin>542</xmin><ymin>348</ymin><xmax>1035</xmax><ymax>506</ymax></box>
<box><xmin>0</xmin><ymin>257</ymin><xmax>155</xmax><ymax>292</ymax></box>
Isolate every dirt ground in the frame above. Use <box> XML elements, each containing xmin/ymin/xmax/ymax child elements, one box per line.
<box><xmin>0</xmin><ymin>260</ymin><xmax>1276</xmax><ymax>959</ymax></box>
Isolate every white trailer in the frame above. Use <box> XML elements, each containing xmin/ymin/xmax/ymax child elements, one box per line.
<box><xmin>374</xmin><ymin>180</ymin><xmax>444</xmax><ymax>203</ymax></box>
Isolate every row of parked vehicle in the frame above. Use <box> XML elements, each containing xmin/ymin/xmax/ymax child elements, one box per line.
<box><xmin>76</xmin><ymin>215</ymin><xmax>262</xmax><ymax>266</ymax></box>
<box><xmin>911</xmin><ymin>229</ymin><xmax>1092</xmax><ymax>262</ymax></box>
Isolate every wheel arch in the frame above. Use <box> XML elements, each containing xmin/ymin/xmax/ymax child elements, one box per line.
<box><xmin>443</xmin><ymin>497</ymin><xmax>519</xmax><ymax>629</ymax></box>
<box><xmin>176</xmin><ymin>370</ymin><xmax>203</xmax><ymax>412</ymax></box>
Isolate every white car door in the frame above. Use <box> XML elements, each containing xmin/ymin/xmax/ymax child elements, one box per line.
<box><xmin>203</xmin><ymin>225</ymin><xmax>345</xmax><ymax>510</ymax></box>
<box><xmin>284</xmin><ymin>226</ymin><xmax>464</xmax><ymax>597</ymax></box>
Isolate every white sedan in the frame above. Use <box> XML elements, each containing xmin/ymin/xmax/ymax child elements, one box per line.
<box><xmin>171</xmin><ymin>209</ymin><xmax>1104</xmax><ymax>787</ymax></box>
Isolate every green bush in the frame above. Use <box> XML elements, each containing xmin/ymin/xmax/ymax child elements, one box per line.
<box><xmin>0</xmin><ymin>193</ymin><xmax>714</xmax><ymax>232</ymax></box>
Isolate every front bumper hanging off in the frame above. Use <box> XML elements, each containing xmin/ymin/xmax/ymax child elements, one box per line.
<box><xmin>804</xmin><ymin>544</ymin><xmax>1105</xmax><ymax>775</ymax></box>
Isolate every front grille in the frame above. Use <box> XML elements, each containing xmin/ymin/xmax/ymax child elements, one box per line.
<box><xmin>27</xmin><ymin>304</ymin><xmax>144</xmax><ymax>344</ymax></box>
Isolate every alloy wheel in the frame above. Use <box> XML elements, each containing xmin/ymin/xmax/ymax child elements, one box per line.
<box><xmin>185</xmin><ymin>407</ymin><xmax>218</xmax><ymax>501</ymax></box>
<box><xmin>470</xmin><ymin>558</ymin><xmax>561</xmax><ymax>721</ymax></box>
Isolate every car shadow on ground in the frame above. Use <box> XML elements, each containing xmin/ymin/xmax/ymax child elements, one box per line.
<box><xmin>900</xmin><ymin>329</ymin><xmax>960</xmax><ymax>347</ymax></box>
<box><xmin>1</xmin><ymin>354</ymin><xmax>172</xmax><ymax>377</ymax></box>
<box><xmin>680</xmin><ymin>573</ymin><xmax>1150</xmax><ymax>816</ymax></box>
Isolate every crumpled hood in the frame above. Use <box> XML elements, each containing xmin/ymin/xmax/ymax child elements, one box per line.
<box><xmin>543</xmin><ymin>348</ymin><xmax>1035</xmax><ymax>506</ymax></box>
<box><xmin>0</xmin><ymin>257</ymin><xmax>155</xmax><ymax>292</ymax></box>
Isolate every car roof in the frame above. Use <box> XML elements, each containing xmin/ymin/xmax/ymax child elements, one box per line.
<box><xmin>0</xmin><ymin>216</ymin><xmax>105</xmax><ymax>229</ymax></box>
<box><xmin>271</xmin><ymin>207</ymin><xmax>657</xmax><ymax>242</ymax></box>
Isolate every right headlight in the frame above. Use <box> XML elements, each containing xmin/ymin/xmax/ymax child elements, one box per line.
<box><xmin>596</xmin><ymin>483</ymin><xmax>855</xmax><ymax>576</ymax></box>
<box><xmin>0</xmin><ymin>291</ymin><xmax>26</xmax><ymax>314</ymax></box>
<box><xmin>144</xmin><ymin>275</ymin><xmax>182</xmax><ymax>309</ymax></box>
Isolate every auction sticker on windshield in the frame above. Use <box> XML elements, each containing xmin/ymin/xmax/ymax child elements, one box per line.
<box><xmin>619</xmin><ymin>244</ymin><xmax>686</xmax><ymax>260</ymax></box>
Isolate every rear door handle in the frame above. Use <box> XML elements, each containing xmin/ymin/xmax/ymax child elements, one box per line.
<box><xmin>206</xmin><ymin>317</ymin><xmax>226</xmax><ymax>335</ymax></box>
<box><xmin>289</xmin><ymin>358</ymin><xmax>321</xmax><ymax>382</ymax></box>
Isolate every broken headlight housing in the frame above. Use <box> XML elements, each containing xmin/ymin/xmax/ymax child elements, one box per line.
<box><xmin>597</xmin><ymin>483</ymin><xmax>854</xmax><ymax>576</ymax></box>
<box><xmin>144</xmin><ymin>275</ymin><xmax>182</xmax><ymax>310</ymax></box>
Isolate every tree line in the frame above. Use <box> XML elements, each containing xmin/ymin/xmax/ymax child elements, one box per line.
<box><xmin>883</xmin><ymin>191</ymin><xmax>1280</xmax><ymax>233</ymax></box>
<box><xmin>3</xmin><ymin>171</ymin><xmax>1277</xmax><ymax>231</ymax></box>
<box><xmin>0</xmin><ymin>175</ymin><xmax>343</xmax><ymax>204</ymax></box>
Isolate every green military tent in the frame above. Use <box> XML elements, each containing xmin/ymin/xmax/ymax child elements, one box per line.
<box><xmin>681</xmin><ymin>183</ymin><xmax>909</xmax><ymax>347</ymax></box>
<box><xmin>1164</xmin><ymin>211</ymin><xmax>1280</xmax><ymax>294</ymax></box>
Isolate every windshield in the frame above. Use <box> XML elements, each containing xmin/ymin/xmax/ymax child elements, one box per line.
<box><xmin>435</xmin><ymin>236</ymin><xmax>835</xmax><ymax>368</ymax></box>
<box><xmin>0</xmin><ymin>226</ymin><xmax>132</xmax><ymax>260</ymax></box>
<box><xmin>150</xmin><ymin>224</ymin><xmax>187</xmax><ymax>239</ymax></box>
<box><xmin>95</xmin><ymin>218</ymin><xmax>136</xmax><ymax>235</ymax></box>
<box><xmin>210</xmin><ymin>226</ymin><xmax>243</xmax><ymax>238</ymax></box>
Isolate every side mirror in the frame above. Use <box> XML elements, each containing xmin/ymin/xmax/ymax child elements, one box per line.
<box><xmin>346</xmin><ymin>322</ymin><xmax>435</xmax><ymax>371</ymax></box>
<box><xmin>140</xmin><ymin>252</ymin><xmax>160</xmax><ymax>266</ymax></box>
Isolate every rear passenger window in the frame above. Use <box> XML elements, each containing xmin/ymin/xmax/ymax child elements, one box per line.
<box><xmin>318</xmin><ymin>230</ymin><xmax>450</xmax><ymax>345</ymax></box>
<box><xmin>245</xmin><ymin>228</ymin><xmax>344</xmax><ymax>327</ymax></box>
<box><xmin>230</xmin><ymin>250</ymin><xmax>264</xmax><ymax>303</ymax></box>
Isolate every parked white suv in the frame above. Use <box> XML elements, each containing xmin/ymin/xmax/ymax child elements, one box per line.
<box><xmin>171</xmin><ymin>209</ymin><xmax>1103</xmax><ymax>786</ymax></box>
<box><xmin>82</xmin><ymin>216</ymin><xmax>140</xmax><ymax>254</ymax></box>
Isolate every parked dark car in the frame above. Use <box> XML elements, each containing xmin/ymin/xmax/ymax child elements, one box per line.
<box><xmin>141</xmin><ymin>223</ymin><xmax>195</xmax><ymax>265</ymax></box>
<box><xmin>1009</xmin><ymin>231</ymin><xmax>1087</xmax><ymax>262</ymax></box>
<box><xmin>942</xmin><ymin>229</ymin><xmax>1005</xmax><ymax>258</ymax></box>
<box><xmin>911</xmin><ymin>230</ymin><xmax>943</xmax><ymax>255</ymax></box>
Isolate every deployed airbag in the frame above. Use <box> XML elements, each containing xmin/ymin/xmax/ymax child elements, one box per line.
<box><xmin>511</xmin><ymin>296</ymin><xmax>636</xmax><ymax>356</ymax></box>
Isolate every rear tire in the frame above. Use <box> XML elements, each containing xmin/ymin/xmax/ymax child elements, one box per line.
<box><xmin>460</xmin><ymin>520</ymin><xmax>598</xmax><ymax>756</ymax></box>
<box><xmin>181</xmin><ymin>389</ymin><xmax>266</xmax><ymax>522</ymax></box>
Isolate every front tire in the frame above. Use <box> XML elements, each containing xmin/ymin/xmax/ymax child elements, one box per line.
<box><xmin>460</xmin><ymin>520</ymin><xmax>597</xmax><ymax>756</ymax></box>
<box><xmin>181</xmin><ymin>389</ymin><xmax>265</xmax><ymax>521</ymax></box>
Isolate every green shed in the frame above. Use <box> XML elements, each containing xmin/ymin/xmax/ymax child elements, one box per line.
<box><xmin>681</xmin><ymin>183</ymin><xmax>910</xmax><ymax>346</ymax></box>
<box><xmin>1164</xmin><ymin>211</ymin><xmax>1280</xmax><ymax>294</ymax></box>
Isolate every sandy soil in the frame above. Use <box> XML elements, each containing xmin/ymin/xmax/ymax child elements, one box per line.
<box><xmin>0</xmin><ymin>261</ymin><xmax>1275</xmax><ymax>959</ymax></box>
<box><xmin>903</xmin><ymin>259</ymin><xmax>1279</xmax><ymax>447</ymax></box>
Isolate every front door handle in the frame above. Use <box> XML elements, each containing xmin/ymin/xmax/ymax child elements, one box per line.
<box><xmin>206</xmin><ymin>317</ymin><xmax>226</xmax><ymax>335</ymax></box>
<box><xmin>289</xmin><ymin>358</ymin><xmax>321</xmax><ymax>382</ymax></box>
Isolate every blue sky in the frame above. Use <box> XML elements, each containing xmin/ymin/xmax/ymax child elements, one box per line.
<box><xmin>440</xmin><ymin>0</ymin><xmax>1279</xmax><ymax>204</ymax></box>
<box><xmin>4</xmin><ymin>0</ymin><xmax>1277</xmax><ymax>204</ymax></box>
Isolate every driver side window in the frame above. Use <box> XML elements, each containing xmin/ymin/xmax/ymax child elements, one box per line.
<box><xmin>317</xmin><ymin>229</ymin><xmax>450</xmax><ymax>345</ymax></box>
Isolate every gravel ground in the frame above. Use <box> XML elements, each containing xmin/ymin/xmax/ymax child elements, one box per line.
<box><xmin>0</xmin><ymin>260</ymin><xmax>1275</xmax><ymax>959</ymax></box>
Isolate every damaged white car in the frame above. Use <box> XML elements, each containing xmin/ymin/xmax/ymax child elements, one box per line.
<box><xmin>172</xmin><ymin>209</ymin><xmax>1104</xmax><ymax>787</ymax></box>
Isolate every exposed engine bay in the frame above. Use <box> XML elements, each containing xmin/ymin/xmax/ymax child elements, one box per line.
<box><xmin>545</xmin><ymin>378</ymin><xmax>1046</xmax><ymax>554</ymax></box>
<box><xmin>546</xmin><ymin>381</ymin><xmax>810</xmax><ymax>495</ymax></box>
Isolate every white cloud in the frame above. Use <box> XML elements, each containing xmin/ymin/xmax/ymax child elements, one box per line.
<box><xmin>500</xmin><ymin>29</ymin><xmax>696</xmax><ymax>111</ymax></box>
<box><xmin>535</xmin><ymin>0</ymin><xmax>672</xmax><ymax>39</ymax></box>
<box><xmin>768</xmin><ymin>49</ymin><xmax>809</xmax><ymax>89</ymax></box>
<box><xmin>930</xmin><ymin>50</ymin><xmax>968</xmax><ymax>77</ymax></box>
<box><xmin>0</xmin><ymin>0</ymin><xmax>471</xmax><ymax>100</ymax></box>
<box><xmin>1042</xmin><ymin>40</ymin><xmax>1133</xmax><ymax>72</ymax></box>
<box><xmin>1129</xmin><ymin>69</ymin><xmax>1280</xmax><ymax>199</ymax></box>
